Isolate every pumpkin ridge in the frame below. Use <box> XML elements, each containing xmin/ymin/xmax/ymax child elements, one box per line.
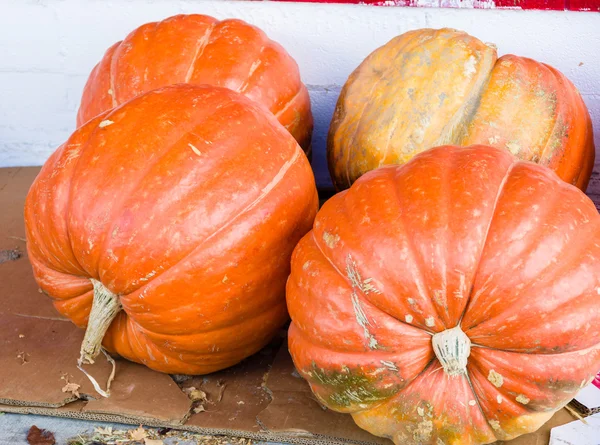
<box><xmin>535</xmin><ymin>61</ymin><xmax>566</xmax><ymax>166</ymax></box>
<box><xmin>122</xmin><ymin>301</ymin><xmax>288</xmax><ymax>352</ymax></box>
<box><xmin>538</xmin><ymin>62</ymin><xmax>594</xmax><ymax>189</ymax></box>
<box><xmin>311</xmin><ymin>194</ymin><xmax>436</xmax><ymax>338</ymax></box>
<box><xmin>24</xmin><ymin>150</ymin><xmax>75</xmax><ymax>273</ymax></box>
<box><xmin>115</xmin><ymin>144</ymin><xmax>304</xmax><ymax>307</ymax></box>
<box><xmin>108</xmin><ymin>40</ymin><xmax>123</xmax><ymax>108</ymax></box>
<box><xmin>342</xmin><ymin>30</ymin><xmax>433</xmax><ymax>188</ymax></box>
<box><xmin>274</xmin><ymin>84</ymin><xmax>304</xmax><ymax>119</ymax></box>
<box><xmin>387</xmin><ymin>165</ymin><xmax>446</xmax><ymax>332</ymax></box>
<box><xmin>184</xmin><ymin>22</ymin><xmax>217</xmax><ymax>83</ymax></box>
<box><xmin>84</xmin><ymin>95</ymin><xmax>243</xmax><ymax>284</ymax></box>
<box><xmin>464</xmin><ymin>364</ymin><xmax>497</xmax><ymax>439</ymax></box>
<box><xmin>462</xmin><ymin>181</ymin><xmax>593</xmax><ymax>337</ymax></box>
<box><xmin>107</xmin><ymin>42</ymin><xmax>120</xmax><ymax>108</ymax></box>
<box><xmin>27</xmin><ymin>118</ymin><xmax>108</xmax><ymax>276</ymax></box>
<box><xmin>457</xmin><ymin>157</ymin><xmax>517</xmax><ymax>326</ymax></box>
<box><xmin>237</xmin><ymin>44</ymin><xmax>266</xmax><ymax>94</ymax></box>
<box><xmin>432</xmin><ymin>34</ymin><xmax>496</xmax><ymax>150</ymax></box>
<box><xmin>110</xmin><ymin>299</ymin><xmax>289</xmax><ymax>372</ymax></box>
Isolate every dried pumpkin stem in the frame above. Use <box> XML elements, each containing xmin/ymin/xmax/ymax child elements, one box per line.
<box><xmin>79</xmin><ymin>279</ymin><xmax>122</xmax><ymax>365</ymax></box>
<box><xmin>431</xmin><ymin>325</ymin><xmax>471</xmax><ymax>377</ymax></box>
<box><xmin>77</xmin><ymin>279</ymin><xmax>122</xmax><ymax>397</ymax></box>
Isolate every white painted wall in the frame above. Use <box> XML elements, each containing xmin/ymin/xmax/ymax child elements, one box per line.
<box><xmin>1</xmin><ymin>0</ymin><xmax>599</xmax><ymax>188</ymax></box>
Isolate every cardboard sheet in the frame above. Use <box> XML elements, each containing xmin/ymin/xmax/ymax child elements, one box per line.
<box><xmin>0</xmin><ymin>167</ymin><xmax>596</xmax><ymax>444</ymax></box>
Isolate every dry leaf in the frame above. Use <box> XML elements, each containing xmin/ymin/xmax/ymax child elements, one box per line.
<box><xmin>94</xmin><ymin>426</ymin><xmax>113</xmax><ymax>435</ymax></box>
<box><xmin>61</xmin><ymin>382</ymin><xmax>81</xmax><ymax>398</ymax></box>
<box><xmin>144</xmin><ymin>439</ymin><xmax>164</xmax><ymax>445</ymax></box>
<box><xmin>216</xmin><ymin>380</ymin><xmax>227</xmax><ymax>402</ymax></box>
<box><xmin>184</xmin><ymin>386</ymin><xmax>207</xmax><ymax>402</ymax></box>
<box><xmin>26</xmin><ymin>426</ymin><xmax>55</xmax><ymax>445</ymax></box>
<box><xmin>193</xmin><ymin>405</ymin><xmax>206</xmax><ymax>413</ymax></box>
<box><xmin>17</xmin><ymin>351</ymin><xmax>29</xmax><ymax>364</ymax></box>
<box><xmin>129</xmin><ymin>426</ymin><xmax>147</xmax><ymax>441</ymax></box>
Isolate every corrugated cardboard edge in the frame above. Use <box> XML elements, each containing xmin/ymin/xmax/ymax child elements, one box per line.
<box><xmin>0</xmin><ymin>404</ymin><xmax>385</xmax><ymax>445</ymax></box>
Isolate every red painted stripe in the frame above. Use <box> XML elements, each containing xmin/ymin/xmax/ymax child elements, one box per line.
<box><xmin>272</xmin><ymin>0</ymin><xmax>600</xmax><ymax>11</ymax></box>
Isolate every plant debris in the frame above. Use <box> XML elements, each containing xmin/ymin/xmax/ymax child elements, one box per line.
<box><xmin>95</xmin><ymin>426</ymin><xmax>113</xmax><ymax>435</ymax></box>
<box><xmin>27</xmin><ymin>425</ymin><xmax>56</xmax><ymax>445</ymax></box>
<box><xmin>193</xmin><ymin>405</ymin><xmax>206</xmax><ymax>414</ymax></box>
<box><xmin>61</xmin><ymin>374</ymin><xmax>81</xmax><ymax>398</ymax></box>
<box><xmin>68</xmin><ymin>425</ymin><xmax>255</xmax><ymax>445</ymax></box>
<box><xmin>0</xmin><ymin>248</ymin><xmax>21</xmax><ymax>264</ymax></box>
<box><xmin>129</xmin><ymin>426</ymin><xmax>147</xmax><ymax>441</ymax></box>
<box><xmin>17</xmin><ymin>351</ymin><xmax>29</xmax><ymax>364</ymax></box>
<box><xmin>184</xmin><ymin>387</ymin><xmax>208</xmax><ymax>403</ymax></box>
<box><xmin>216</xmin><ymin>381</ymin><xmax>226</xmax><ymax>403</ymax></box>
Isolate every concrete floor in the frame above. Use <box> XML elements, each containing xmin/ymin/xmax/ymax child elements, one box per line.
<box><xmin>0</xmin><ymin>413</ymin><xmax>278</xmax><ymax>445</ymax></box>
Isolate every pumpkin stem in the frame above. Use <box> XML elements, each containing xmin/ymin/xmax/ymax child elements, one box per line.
<box><xmin>77</xmin><ymin>279</ymin><xmax>122</xmax><ymax>397</ymax></box>
<box><xmin>431</xmin><ymin>325</ymin><xmax>471</xmax><ymax>377</ymax></box>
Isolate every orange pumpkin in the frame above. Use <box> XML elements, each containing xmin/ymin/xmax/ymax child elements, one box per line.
<box><xmin>77</xmin><ymin>14</ymin><xmax>313</xmax><ymax>155</ymax></box>
<box><xmin>288</xmin><ymin>145</ymin><xmax>600</xmax><ymax>444</ymax></box>
<box><xmin>328</xmin><ymin>28</ymin><xmax>595</xmax><ymax>191</ymax></box>
<box><xmin>25</xmin><ymin>84</ymin><xmax>318</xmax><ymax>379</ymax></box>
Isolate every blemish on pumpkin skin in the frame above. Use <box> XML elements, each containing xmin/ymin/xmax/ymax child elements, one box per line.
<box><xmin>505</xmin><ymin>142</ymin><xmax>521</xmax><ymax>155</ymax></box>
<box><xmin>323</xmin><ymin>231</ymin><xmax>340</xmax><ymax>248</ymax></box>
<box><xmin>309</xmin><ymin>364</ymin><xmax>396</xmax><ymax>408</ymax></box>
<box><xmin>489</xmin><ymin>420</ymin><xmax>502</xmax><ymax>431</ymax></box>
<box><xmin>412</xmin><ymin>420</ymin><xmax>433</xmax><ymax>442</ymax></box>
<box><xmin>380</xmin><ymin>360</ymin><xmax>398</xmax><ymax>372</ymax></box>
<box><xmin>188</xmin><ymin>143</ymin><xmax>202</xmax><ymax>156</ymax></box>
<box><xmin>350</xmin><ymin>291</ymin><xmax>379</xmax><ymax>349</ymax></box>
<box><xmin>488</xmin><ymin>135</ymin><xmax>500</xmax><ymax>145</ymax></box>
<box><xmin>99</xmin><ymin>119</ymin><xmax>114</xmax><ymax>128</ymax></box>
<box><xmin>516</xmin><ymin>394</ymin><xmax>530</xmax><ymax>405</ymax></box>
<box><xmin>488</xmin><ymin>370</ymin><xmax>504</xmax><ymax>388</ymax></box>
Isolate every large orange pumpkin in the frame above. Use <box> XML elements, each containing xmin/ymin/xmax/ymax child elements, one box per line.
<box><xmin>288</xmin><ymin>145</ymin><xmax>600</xmax><ymax>444</ymax></box>
<box><xmin>25</xmin><ymin>84</ymin><xmax>318</xmax><ymax>380</ymax></box>
<box><xmin>77</xmin><ymin>14</ymin><xmax>313</xmax><ymax>154</ymax></box>
<box><xmin>328</xmin><ymin>28</ymin><xmax>595</xmax><ymax>191</ymax></box>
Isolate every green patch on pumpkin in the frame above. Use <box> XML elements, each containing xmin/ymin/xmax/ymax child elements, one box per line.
<box><xmin>309</xmin><ymin>362</ymin><xmax>399</xmax><ymax>409</ymax></box>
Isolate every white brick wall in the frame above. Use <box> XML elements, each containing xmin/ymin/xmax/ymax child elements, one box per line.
<box><xmin>1</xmin><ymin>0</ymin><xmax>599</xmax><ymax>188</ymax></box>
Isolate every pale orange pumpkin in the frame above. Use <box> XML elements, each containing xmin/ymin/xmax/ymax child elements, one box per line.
<box><xmin>77</xmin><ymin>14</ymin><xmax>313</xmax><ymax>155</ymax></box>
<box><xmin>328</xmin><ymin>28</ymin><xmax>595</xmax><ymax>191</ymax></box>
<box><xmin>288</xmin><ymin>145</ymin><xmax>600</xmax><ymax>444</ymax></box>
<box><xmin>25</xmin><ymin>85</ymin><xmax>318</xmax><ymax>383</ymax></box>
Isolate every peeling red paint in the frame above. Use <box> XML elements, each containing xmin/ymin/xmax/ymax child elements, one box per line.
<box><xmin>273</xmin><ymin>0</ymin><xmax>600</xmax><ymax>11</ymax></box>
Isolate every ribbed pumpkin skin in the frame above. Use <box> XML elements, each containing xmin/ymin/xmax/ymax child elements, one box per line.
<box><xmin>328</xmin><ymin>28</ymin><xmax>595</xmax><ymax>191</ymax></box>
<box><xmin>26</xmin><ymin>84</ymin><xmax>318</xmax><ymax>375</ymax></box>
<box><xmin>77</xmin><ymin>14</ymin><xmax>313</xmax><ymax>154</ymax></box>
<box><xmin>288</xmin><ymin>145</ymin><xmax>600</xmax><ymax>445</ymax></box>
